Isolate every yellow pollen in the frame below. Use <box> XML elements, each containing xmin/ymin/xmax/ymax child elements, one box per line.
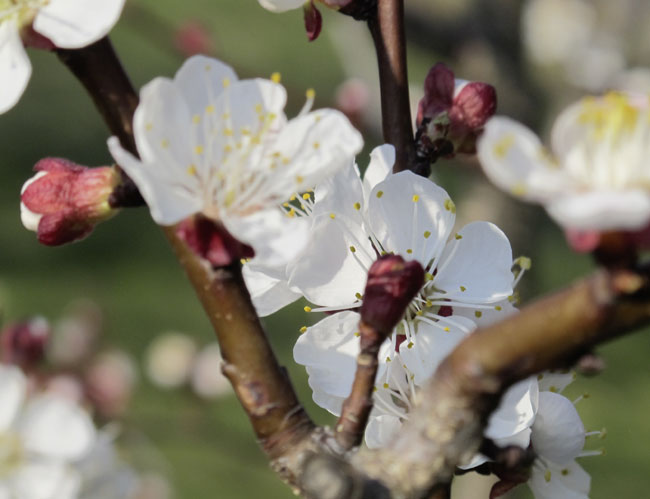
<box><xmin>290</xmin><ymin>195</ymin><xmax>297</xmax><ymax>201</ymax></box>
<box><xmin>306</xmin><ymin>88</ymin><xmax>316</xmax><ymax>99</ymax></box>
<box><xmin>423</xmin><ymin>231</ymin><xmax>431</xmax><ymax>239</ymax></box>
<box><xmin>224</xmin><ymin>190</ymin><xmax>236</xmax><ymax>208</ymax></box>
<box><xmin>350</xmin><ymin>245</ymin><xmax>356</xmax><ymax>253</ymax></box>
<box><xmin>313</xmin><ymin>142</ymin><xmax>320</xmax><ymax>149</ymax></box>
<box><xmin>161</xmin><ymin>139</ymin><xmax>169</xmax><ymax>148</ymax></box>
<box><xmin>145</xmin><ymin>123</ymin><xmax>153</xmax><ymax>131</ymax></box>
<box><xmin>282</xmin><ymin>202</ymin><xmax>290</xmax><ymax>208</ymax></box>
<box><xmin>406</xmin><ymin>249</ymin><xmax>413</xmax><ymax>254</ymax></box>
<box><xmin>192</xmin><ymin>115</ymin><xmax>201</xmax><ymax>124</ymax></box>
<box><xmin>300</xmin><ymin>326</ymin><xmax>307</xmax><ymax>333</ymax></box>
<box><xmin>355</xmin><ymin>292</ymin><xmax>362</xmax><ymax>300</ymax></box>
<box><xmin>223</xmin><ymin>128</ymin><xmax>233</xmax><ymax>136</ymax></box>
<box><xmin>255</xmin><ymin>104</ymin><xmax>263</xmax><ymax>113</ymax></box>
<box><xmin>549</xmin><ymin>386</ymin><xmax>558</xmax><ymax>393</ymax></box>
<box><xmin>304</xmin><ymin>306</ymin><xmax>312</xmax><ymax>312</ymax></box>
<box><xmin>194</xmin><ymin>145</ymin><xmax>204</xmax><ymax>154</ymax></box>
<box><xmin>383</xmin><ymin>383</ymin><xmax>390</xmax><ymax>389</ymax></box>
<box><xmin>474</xmin><ymin>311</ymin><xmax>482</xmax><ymax>318</ymax></box>
<box><xmin>187</xmin><ymin>164</ymin><xmax>197</xmax><ymax>176</ymax></box>
<box><xmin>240</xmin><ymin>258</ymin><xmax>247</xmax><ymax>264</ymax></box>
<box><xmin>222</xmin><ymin>77</ymin><xmax>230</xmax><ymax>87</ymax></box>
<box><xmin>241</xmin><ymin>128</ymin><xmax>251</xmax><ymax>135</ymax></box>
<box><xmin>416</xmin><ymin>310</ymin><xmax>423</xmax><ymax>316</ymax></box>
<box><xmin>353</xmin><ymin>202</ymin><xmax>361</xmax><ymax>210</ymax></box>
<box><xmin>407</xmin><ymin>342</ymin><xmax>414</xmax><ymax>349</ymax></box>
<box><xmin>455</xmin><ymin>233</ymin><xmax>462</xmax><ymax>240</ymax></box>
<box><xmin>269</xmin><ymin>112</ymin><xmax>278</xmax><ymax>121</ymax></box>
<box><xmin>302</xmin><ymin>193</ymin><xmax>311</xmax><ymax>200</ymax></box>
<box><xmin>224</xmin><ymin>145</ymin><xmax>233</xmax><ymax>153</ymax></box>
<box><xmin>286</xmin><ymin>208</ymin><xmax>296</xmax><ymax>218</ymax></box>
<box><xmin>296</xmin><ymin>175</ymin><xmax>304</xmax><ymax>184</ymax></box>
<box><xmin>282</xmin><ymin>157</ymin><xmax>291</xmax><ymax>165</ymax></box>
<box><xmin>206</xmin><ymin>105</ymin><xmax>215</xmax><ymax>114</ymax></box>
<box><xmin>444</xmin><ymin>199</ymin><xmax>456</xmax><ymax>213</ymax></box>
<box><xmin>425</xmin><ymin>300</ymin><xmax>433</xmax><ymax>307</ymax></box>
<box><xmin>251</xmin><ymin>136</ymin><xmax>261</xmax><ymax>145</ymax></box>
<box><xmin>412</xmin><ymin>194</ymin><xmax>420</xmax><ymax>202</ymax></box>
<box><xmin>425</xmin><ymin>272</ymin><xmax>433</xmax><ymax>281</ymax></box>
<box><xmin>544</xmin><ymin>470</ymin><xmax>552</xmax><ymax>483</ymax></box>
<box><xmin>271</xmin><ymin>72</ymin><xmax>281</xmax><ymax>83</ymax></box>
<box><xmin>561</xmin><ymin>469</ymin><xmax>569</xmax><ymax>476</ymax></box>
<box><xmin>354</xmin><ymin>331</ymin><xmax>361</xmax><ymax>337</ymax></box>
<box><xmin>222</xmin><ymin>112</ymin><xmax>230</xmax><ymax>120</ymax></box>
<box><xmin>443</xmin><ymin>327</ymin><xmax>450</xmax><ymax>332</ymax></box>
<box><xmin>376</xmin><ymin>191</ymin><xmax>384</xmax><ymax>198</ymax></box>
<box><xmin>330</xmin><ymin>213</ymin><xmax>336</xmax><ymax>219</ymax></box>
<box><xmin>493</xmin><ymin>133</ymin><xmax>516</xmax><ymax>158</ymax></box>
<box><xmin>386</xmin><ymin>356</ymin><xmax>391</xmax><ymax>362</ymax></box>
<box><xmin>495</xmin><ymin>305</ymin><xmax>502</xmax><ymax>311</ymax></box>
<box><xmin>516</xmin><ymin>256</ymin><xmax>532</xmax><ymax>270</ymax></box>
<box><xmin>460</xmin><ymin>286</ymin><xmax>466</xmax><ymax>292</ymax></box>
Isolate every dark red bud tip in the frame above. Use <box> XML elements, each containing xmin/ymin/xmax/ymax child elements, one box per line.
<box><xmin>360</xmin><ymin>255</ymin><xmax>425</xmax><ymax>334</ymax></box>
<box><xmin>452</xmin><ymin>82</ymin><xmax>497</xmax><ymax>130</ymax></box>
<box><xmin>303</xmin><ymin>1</ymin><xmax>322</xmax><ymax>42</ymax></box>
<box><xmin>176</xmin><ymin>215</ymin><xmax>254</xmax><ymax>268</ymax></box>
<box><xmin>1</xmin><ymin>318</ymin><xmax>50</xmax><ymax>369</ymax></box>
<box><xmin>418</xmin><ymin>62</ymin><xmax>455</xmax><ymax>125</ymax></box>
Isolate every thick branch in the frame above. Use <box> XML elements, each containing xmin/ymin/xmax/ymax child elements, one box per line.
<box><xmin>368</xmin><ymin>0</ymin><xmax>417</xmax><ymax>174</ymax></box>
<box><xmin>355</xmin><ymin>266</ymin><xmax>650</xmax><ymax>497</ymax></box>
<box><xmin>59</xmin><ymin>38</ymin><xmax>319</xmax><ymax>487</ymax></box>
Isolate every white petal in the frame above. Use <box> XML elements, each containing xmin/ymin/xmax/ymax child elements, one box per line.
<box><xmin>485</xmin><ymin>378</ymin><xmax>539</xmax><ymax>439</ymax></box>
<box><xmin>242</xmin><ymin>263</ymin><xmax>301</xmax><ymax>317</ymax></box>
<box><xmin>453</xmin><ymin>299</ymin><xmax>518</xmax><ymax>327</ymax></box>
<box><xmin>258</xmin><ymin>0</ymin><xmax>306</xmax><ymax>12</ymax></box>
<box><xmin>550</xmin><ymin>99</ymin><xmax>591</xmax><ymax>163</ymax></box>
<box><xmin>173</xmin><ymin>55</ymin><xmax>238</xmax><ymax>119</ymax></box>
<box><xmin>531</xmin><ymin>392</ymin><xmax>585</xmax><ymax>465</ymax></box>
<box><xmin>19</xmin><ymin>394</ymin><xmax>95</xmax><ymax>460</ymax></box>
<box><xmin>288</xmin><ymin>214</ymin><xmax>371</xmax><ymax>307</ymax></box>
<box><xmin>433</xmin><ymin>222</ymin><xmax>513</xmax><ymax>304</ymax></box>
<box><xmin>362</xmin><ymin>144</ymin><xmax>395</xmax><ymax>200</ymax></box>
<box><xmin>0</xmin><ymin>364</ymin><xmax>27</xmax><ymax>431</ymax></box>
<box><xmin>269</xmin><ymin>109</ymin><xmax>363</xmax><ymax>198</ymax></box>
<box><xmin>399</xmin><ymin>317</ymin><xmax>474</xmax><ymax>386</ymax></box>
<box><xmin>11</xmin><ymin>462</ymin><xmax>81</xmax><ymax>499</ymax></box>
<box><xmin>108</xmin><ymin>137</ymin><xmax>202</xmax><ymax>225</ymax></box>
<box><xmin>546</xmin><ymin>190</ymin><xmax>650</xmax><ymax>230</ymax></box>
<box><xmin>34</xmin><ymin>0</ymin><xmax>125</xmax><ymax>49</ymax></box>
<box><xmin>529</xmin><ymin>460</ymin><xmax>590</xmax><ymax>499</ymax></box>
<box><xmin>312</xmin><ymin>160</ymin><xmax>365</xmax><ymax>225</ymax></box>
<box><xmin>311</xmin><ymin>385</ymin><xmax>345</xmax><ymax>416</ymax></box>
<box><xmin>20</xmin><ymin>172</ymin><xmax>48</xmax><ymax>231</ymax></box>
<box><xmin>364</xmin><ymin>414</ymin><xmax>402</xmax><ymax>449</ymax></box>
<box><xmin>0</xmin><ymin>22</ymin><xmax>31</xmax><ymax>114</ymax></box>
<box><xmin>225</xmin><ymin>209</ymin><xmax>309</xmax><ymax>267</ymax></box>
<box><xmin>294</xmin><ymin>312</ymin><xmax>361</xmax><ymax>403</ymax></box>
<box><xmin>0</xmin><ymin>484</ymin><xmax>9</xmax><ymax>499</ymax></box>
<box><xmin>478</xmin><ymin>116</ymin><xmax>569</xmax><ymax>202</ymax></box>
<box><xmin>537</xmin><ymin>371</ymin><xmax>576</xmax><ymax>393</ymax></box>
<box><xmin>368</xmin><ymin>171</ymin><xmax>455</xmax><ymax>264</ymax></box>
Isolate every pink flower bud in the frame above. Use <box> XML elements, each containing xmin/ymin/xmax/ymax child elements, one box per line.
<box><xmin>176</xmin><ymin>215</ymin><xmax>254</xmax><ymax>267</ymax></box>
<box><xmin>360</xmin><ymin>255</ymin><xmax>425</xmax><ymax>334</ymax></box>
<box><xmin>85</xmin><ymin>350</ymin><xmax>137</xmax><ymax>418</ymax></box>
<box><xmin>20</xmin><ymin>158</ymin><xmax>120</xmax><ymax>246</ymax></box>
<box><xmin>417</xmin><ymin>63</ymin><xmax>497</xmax><ymax>158</ymax></box>
<box><xmin>174</xmin><ymin>21</ymin><xmax>216</xmax><ymax>57</ymax></box>
<box><xmin>0</xmin><ymin>317</ymin><xmax>50</xmax><ymax>369</ymax></box>
<box><xmin>303</xmin><ymin>1</ymin><xmax>322</xmax><ymax>42</ymax></box>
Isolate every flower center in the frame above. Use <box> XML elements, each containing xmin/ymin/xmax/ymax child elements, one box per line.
<box><xmin>0</xmin><ymin>431</ymin><xmax>24</xmax><ymax>478</ymax></box>
<box><xmin>0</xmin><ymin>0</ymin><xmax>47</xmax><ymax>27</ymax></box>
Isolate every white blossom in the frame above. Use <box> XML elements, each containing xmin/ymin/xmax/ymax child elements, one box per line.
<box><xmin>258</xmin><ymin>0</ymin><xmax>305</xmax><ymax>13</ymax></box>
<box><xmin>478</xmin><ymin>92</ymin><xmax>650</xmax><ymax>231</ymax></box>
<box><xmin>0</xmin><ymin>0</ymin><xmax>125</xmax><ymax>113</ymax></box>
<box><xmin>109</xmin><ymin>55</ymin><xmax>362</xmax><ymax>267</ymax></box>
<box><xmin>0</xmin><ymin>363</ymin><xmax>96</xmax><ymax>498</ymax></box>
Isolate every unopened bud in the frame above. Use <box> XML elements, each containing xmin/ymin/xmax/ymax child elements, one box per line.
<box><xmin>0</xmin><ymin>317</ymin><xmax>50</xmax><ymax>369</ymax></box>
<box><xmin>360</xmin><ymin>255</ymin><xmax>424</xmax><ymax>333</ymax></box>
<box><xmin>176</xmin><ymin>215</ymin><xmax>254</xmax><ymax>267</ymax></box>
<box><xmin>417</xmin><ymin>63</ymin><xmax>497</xmax><ymax>158</ymax></box>
<box><xmin>303</xmin><ymin>1</ymin><xmax>322</xmax><ymax>42</ymax></box>
<box><xmin>85</xmin><ymin>350</ymin><xmax>138</xmax><ymax>418</ymax></box>
<box><xmin>20</xmin><ymin>158</ymin><xmax>120</xmax><ymax>245</ymax></box>
<box><xmin>174</xmin><ymin>20</ymin><xmax>215</xmax><ymax>57</ymax></box>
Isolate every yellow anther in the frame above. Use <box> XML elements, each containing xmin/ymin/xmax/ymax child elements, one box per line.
<box><xmin>299</xmin><ymin>326</ymin><xmax>307</xmax><ymax>333</ymax></box>
<box><xmin>255</xmin><ymin>104</ymin><xmax>263</xmax><ymax>113</ymax></box>
<box><xmin>549</xmin><ymin>386</ymin><xmax>558</xmax><ymax>393</ymax></box>
<box><xmin>383</xmin><ymin>383</ymin><xmax>390</xmax><ymax>389</ymax></box>
<box><xmin>423</xmin><ymin>231</ymin><xmax>431</xmax><ymax>239</ymax></box>
<box><xmin>354</xmin><ymin>331</ymin><xmax>361</xmax><ymax>337</ymax></box>
<box><xmin>302</xmin><ymin>193</ymin><xmax>311</xmax><ymax>200</ymax></box>
<box><xmin>355</xmin><ymin>292</ymin><xmax>362</xmax><ymax>300</ymax></box>
<box><xmin>443</xmin><ymin>327</ymin><xmax>450</xmax><ymax>332</ymax></box>
<box><xmin>416</xmin><ymin>310</ymin><xmax>423</xmax><ymax>316</ymax></box>
<box><xmin>192</xmin><ymin>114</ymin><xmax>201</xmax><ymax>124</ymax></box>
<box><xmin>515</xmin><ymin>256</ymin><xmax>532</xmax><ymax>270</ymax></box>
<box><xmin>240</xmin><ymin>258</ymin><xmax>247</xmax><ymax>264</ymax></box>
<box><xmin>194</xmin><ymin>145</ymin><xmax>204</xmax><ymax>155</ymax></box>
<box><xmin>425</xmin><ymin>300</ymin><xmax>433</xmax><ymax>307</ymax></box>
<box><xmin>475</xmin><ymin>311</ymin><xmax>482</xmax><ymax>318</ymax></box>
<box><xmin>313</xmin><ymin>142</ymin><xmax>320</xmax><ymax>149</ymax></box>
<box><xmin>286</xmin><ymin>208</ymin><xmax>296</xmax><ymax>218</ymax></box>
<box><xmin>206</xmin><ymin>105</ymin><xmax>215</xmax><ymax>114</ymax></box>
<box><xmin>493</xmin><ymin>133</ymin><xmax>515</xmax><ymax>159</ymax></box>
<box><xmin>386</xmin><ymin>356</ymin><xmax>391</xmax><ymax>362</ymax></box>
<box><xmin>329</xmin><ymin>213</ymin><xmax>336</xmax><ymax>219</ymax></box>
<box><xmin>407</xmin><ymin>342</ymin><xmax>414</xmax><ymax>349</ymax></box>
<box><xmin>282</xmin><ymin>157</ymin><xmax>291</xmax><ymax>165</ymax></box>
<box><xmin>544</xmin><ymin>470</ymin><xmax>552</xmax><ymax>483</ymax></box>
<box><xmin>304</xmin><ymin>306</ymin><xmax>312</xmax><ymax>312</ymax></box>
<box><xmin>306</xmin><ymin>88</ymin><xmax>316</xmax><ymax>99</ymax></box>
<box><xmin>223</xmin><ymin>128</ymin><xmax>233</xmax><ymax>136</ymax></box>
<box><xmin>349</xmin><ymin>245</ymin><xmax>356</xmax><ymax>253</ymax></box>
<box><xmin>424</xmin><ymin>272</ymin><xmax>433</xmax><ymax>281</ymax></box>
<box><xmin>406</xmin><ymin>249</ymin><xmax>413</xmax><ymax>254</ymax></box>
<box><xmin>412</xmin><ymin>194</ymin><xmax>420</xmax><ymax>202</ymax></box>
<box><xmin>495</xmin><ymin>305</ymin><xmax>502</xmax><ymax>311</ymax></box>
<box><xmin>455</xmin><ymin>233</ymin><xmax>462</xmax><ymax>240</ymax></box>
<box><xmin>271</xmin><ymin>72</ymin><xmax>281</xmax><ymax>83</ymax></box>
<box><xmin>241</xmin><ymin>128</ymin><xmax>251</xmax><ymax>135</ymax></box>
<box><xmin>222</xmin><ymin>112</ymin><xmax>230</xmax><ymax>120</ymax></box>
<box><xmin>161</xmin><ymin>139</ymin><xmax>169</xmax><ymax>148</ymax></box>
<box><xmin>290</xmin><ymin>195</ymin><xmax>297</xmax><ymax>201</ymax></box>
<box><xmin>376</xmin><ymin>190</ymin><xmax>384</xmax><ymax>198</ymax></box>
<box><xmin>537</xmin><ymin>373</ymin><xmax>544</xmax><ymax>380</ymax></box>
<box><xmin>460</xmin><ymin>286</ymin><xmax>466</xmax><ymax>292</ymax></box>
<box><xmin>222</xmin><ymin>77</ymin><xmax>230</xmax><ymax>87</ymax></box>
<box><xmin>561</xmin><ymin>469</ymin><xmax>569</xmax><ymax>476</ymax></box>
<box><xmin>145</xmin><ymin>123</ymin><xmax>153</xmax><ymax>131</ymax></box>
<box><xmin>187</xmin><ymin>164</ymin><xmax>197</xmax><ymax>176</ymax></box>
<box><xmin>444</xmin><ymin>198</ymin><xmax>456</xmax><ymax>213</ymax></box>
<box><xmin>205</xmin><ymin>64</ymin><xmax>211</xmax><ymax>71</ymax></box>
<box><xmin>353</xmin><ymin>202</ymin><xmax>361</xmax><ymax>210</ymax></box>
<box><xmin>296</xmin><ymin>175</ymin><xmax>304</xmax><ymax>184</ymax></box>
<box><xmin>224</xmin><ymin>145</ymin><xmax>233</xmax><ymax>154</ymax></box>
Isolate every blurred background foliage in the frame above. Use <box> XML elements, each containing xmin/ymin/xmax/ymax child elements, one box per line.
<box><xmin>1</xmin><ymin>0</ymin><xmax>650</xmax><ymax>497</ymax></box>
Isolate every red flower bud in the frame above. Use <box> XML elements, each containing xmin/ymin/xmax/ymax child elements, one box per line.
<box><xmin>303</xmin><ymin>1</ymin><xmax>322</xmax><ymax>42</ymax></box>
<box><xmin>1</xmin><ymin>317</ymin><xmax>50</xmax><ymax>369</ymax></box>
<box><xmin>360</xmin><ymin>255</ymin><xmax>425</xmax><ymax>334</ymax></box>
<box><xmin>20</xmin><ymin>158</ymin><xmax>120</xmax><ymax>245</ymax></box>
<box><xmin>176</xmin><ymin>215</ymin><xmax>254</xmax><ymax>267</ymax></box>
<box><xmin>174</xmin><ymin>20</ymin><xmax>216</xmax><ymax>57</ymax></box>
<box><xmin>417</xmin><ymin>63</ymin><xmax>497</xmax><ymax>158</ymax></box>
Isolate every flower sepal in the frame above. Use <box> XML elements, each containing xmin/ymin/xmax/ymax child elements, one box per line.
<box><xmin>20</xmin><ymin>158</ymin><xmax>120</xmax><ymax>246</ymax></box>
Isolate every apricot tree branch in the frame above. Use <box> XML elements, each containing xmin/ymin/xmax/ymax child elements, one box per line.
<box><xmin>58</xmin><ymin>37</ymin><xmax>320</xmax><ymax>488</ymax></box>
<box><xmin>354</xmin><ymin>266</ymin><xmax>650</xmax><ymax>497</ymax></box>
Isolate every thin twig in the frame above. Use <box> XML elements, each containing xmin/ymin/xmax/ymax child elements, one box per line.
<box><xmin>368</xmin><ymin>0</ymin><xmax>418</xmax><ymax>174</ymax></box>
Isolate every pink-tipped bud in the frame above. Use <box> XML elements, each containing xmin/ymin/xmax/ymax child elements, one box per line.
<box><xmin>174</xmin><ymin>20</ymin><xmax>216</xmax><ymax>57</ymax></box>
<box><xmin>176</xmin><ymin>215</ymin><xmax>254</xmax><ymax>267</ymax></box>
<box><xmin>303</xmin><ymin>1</ymin><xmax>323</xmax><ymax>42</ymax></box>
<box><xmin>20</xmin><ymin>158</ymin><xmax>120</xmax><ymax>246</ymax></box>
<box><xmin>360</xmin><ymin>255</ymin><xmax>424</xmax><ymax>333</ymax></box>
<box><xmin>417</xmin><ymin>63</ymin><xmax>497</xmax><ymax>158</ymax></box>
<box><xmin>0</xmin><ymin>317</ymin><xmax>50</xmax><ymax>369</ymax></box>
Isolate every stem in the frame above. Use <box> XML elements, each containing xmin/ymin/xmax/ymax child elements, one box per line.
<box><xmin>368</xmin><ymin>0</ymin><xmax>417</xmax><ymax>174</ymax></box>
<box><xmin>355</xmin><ymin>266</ymin><xmax>650</xmax><ymax>496</ymax></box>
<box><xmin>335</xmin><ymin>320</ymin><xmax>384</xmax><ymax>450</ymax></box>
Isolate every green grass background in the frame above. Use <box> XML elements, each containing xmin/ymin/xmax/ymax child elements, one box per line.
<box><xmin>0</xmin><ymin>1</ymin><xmax>648</xmax><ymax>497</ymax></box>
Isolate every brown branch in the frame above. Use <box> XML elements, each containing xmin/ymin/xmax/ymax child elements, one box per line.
<box><xmin>58</xmin><ymin>37</ymin><xmax>321</xmax><ymax>488</ymax></box>
<box><xmin>354</xmin><ymin>266</ymin><xmax>650</xmax><ymax>497</ymax></box>
<box><xmin>368</xmin><ymin>0</ymin><xmax>419</xmax><ymax>174</ymax></box>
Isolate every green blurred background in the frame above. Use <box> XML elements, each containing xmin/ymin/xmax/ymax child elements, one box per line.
<box><xmin>1</xmin><ymin>0</ymin><xmax>649</xmax><ymax>497</ymax></box>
